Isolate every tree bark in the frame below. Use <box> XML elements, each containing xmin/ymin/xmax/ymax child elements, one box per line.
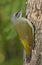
<box><xmin>23</xmin><ymin>0</ymin><xmax>42</xmax><ymax>65</ymax></box>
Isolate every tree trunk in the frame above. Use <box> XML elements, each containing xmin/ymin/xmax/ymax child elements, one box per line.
<box><xmin>23</xmin><ymin>0</ymin><xmax>42</xmax><ymax>65</ymax></box>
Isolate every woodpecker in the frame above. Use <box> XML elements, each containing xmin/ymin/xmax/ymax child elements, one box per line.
<box><xmin>11</xmin><ymin>11</ymin><xmax>34</xmax><ymax>63</ymax></box>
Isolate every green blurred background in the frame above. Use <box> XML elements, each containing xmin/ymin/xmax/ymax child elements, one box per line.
<box><xmin>0</xmin><ymin>0</ymin><xmax>26</xmax><ymax>65</ymax></box>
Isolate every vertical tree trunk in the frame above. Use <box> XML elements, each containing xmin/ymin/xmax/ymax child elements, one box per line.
<box><xmin>23</xmin><ymin>0</ymin><xmax>42</xmax><ymax>65</ymax></box>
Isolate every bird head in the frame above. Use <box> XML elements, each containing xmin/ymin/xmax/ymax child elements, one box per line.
<box><xmin>11</xmin><ymin>10</ymin><xmax>22</xmax><ymax>24</ymax></box>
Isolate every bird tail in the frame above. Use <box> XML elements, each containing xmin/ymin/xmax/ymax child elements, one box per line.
<box><xmin>26</xmin><ymin>50</ymin><xmax>32</xmax><ymax>63</ymax></box>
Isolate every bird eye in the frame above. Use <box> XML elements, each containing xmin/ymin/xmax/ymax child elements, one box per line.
<box><xmin>15</xmin><ymin>12</ymin><xmax>18</xmax><ymax>17</ymax></box>
<box><xmin>15</xmin><ymin>12</ymin><xmax>20</xmax><ymax>18</ymax></box>
<box><xmin>15</xmin><ymin>11</ymin><xmax>22</xmax><ymax>18</ymax></box>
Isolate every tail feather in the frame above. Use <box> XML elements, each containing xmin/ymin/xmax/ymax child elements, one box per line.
<box><xmin>26</xmin><ymin>51</ymin><xmax>32</xmax><ymax>63</ymax></box>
